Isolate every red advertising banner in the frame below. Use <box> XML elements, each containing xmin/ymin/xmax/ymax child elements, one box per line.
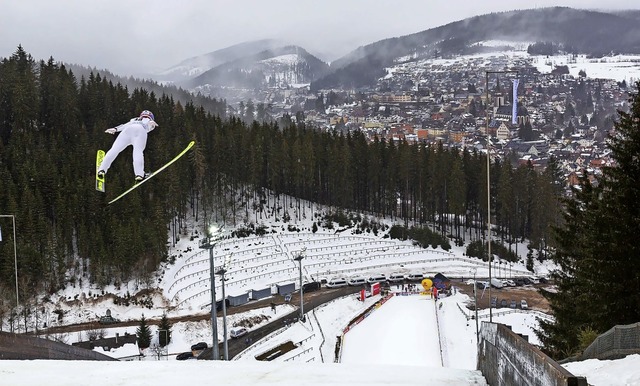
<box><xmin>371</xmin><ymin>282</ymin><xmax>380</xmax><ymax>296</ymax></box>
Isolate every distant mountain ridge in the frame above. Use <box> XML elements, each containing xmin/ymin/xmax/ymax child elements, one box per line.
<box><xmin>158</xmin><ymin>7</ymin><xmax>640</xmax><ymax>93</ymax></box>
<box><xmin>312</xmin><ymin>7</ymin><xmax>640</xmax><ymax>90</ymax></box>
<box><xmin>158</xmin><ymin>39</ymin><xmax>288</xmax><ymax>83</ymax></box>
<box><xmin>184</xmin><ymin>45</ymin><xmax>329</xmax><ymax>89</ymax></box>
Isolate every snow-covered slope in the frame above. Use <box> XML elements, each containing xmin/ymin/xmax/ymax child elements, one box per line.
<box><xmin>157</xmin><ymin>39</ymin><xmax>288</xmax><ymax>83</ymax></box>
<box><xmin>187</xmin><ymin>45</ymin><xmax>328</xmax><ymax>90</ymax></box>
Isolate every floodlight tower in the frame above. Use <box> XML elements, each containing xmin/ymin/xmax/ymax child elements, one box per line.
<box><xmin>484</xmin><ymin>69</ymin><xmax>518</xmax><ymax>323</ymax></box>
<box><xmin>294</xmin><ymin>247</ymin><xmax>306</xmax><ymax>322</ymax></box>
<box><xmin>199</xmin><ymin>224</ymin><xmax>223</xmax><ymax>360</ymax></box>
<box><xmin>216</xmin><ymin>253</ymin><xmax>232</xmax><ymax>360</ymax></box>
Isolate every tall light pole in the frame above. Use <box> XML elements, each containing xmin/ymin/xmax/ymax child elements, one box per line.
<box><xmin>473</xmin><ymin>269</ymin><xmax>479</xmax><ymax>343</ymax></box>
<box><xmin>484</xmin><ymin>70</ymin><xmax>518</xmax><ymax>323</ymax></box>
<box><xmin>199</xmin><ymin>224</ymin><xmax>222</xmax><ymax>360</ymax></box>
<box><xmin>294</xmin><ymin>247</ymin><xmax>306</xmax><ymax>322</ymax></box>
<box><xmin>0</xmin><ymin>215</ymin><xmax>19</xmax><ymax>313</ymax></box>
<box><xmin>216</xmin><ymin>254</ymin><xmax>231</xmax><ymax>361</ymax></box>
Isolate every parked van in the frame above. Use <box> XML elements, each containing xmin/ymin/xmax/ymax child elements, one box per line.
<box><xmin>490</xmin><ymin>278</ymin><xmax>504</xmax><ymax>289</ymax></box>
<box><xmin>526</xmin><ymin>275</ymin><xmax>540</xmax><ymax>285</ymax></box>
<box><xmin>325</xmin><ymin>277</ymin><xmax>348</xmax><ymax>288</ymax></box>
<box><xmin>367</xmin><ymin>273</ymin><xmax>386</xmax><ymax>284</ymax></box>
<box><xmin>388</xmin><ymin>273</ymin><xmax>405</xmax><ymax>282</ymax></box>
<box><xmin>405</xmin><ymin>272</ymin><xmax>424</xmax><ymax>281</ymax></box>
<box><xmin>230</xmin><ymin>327</ymin><xmax>248</xmax><ymax>339</ymax></box>
<box><xmin>347</xmin><ymin>276</ymin><xmax>367</xmax><ymax>286</ymax></box>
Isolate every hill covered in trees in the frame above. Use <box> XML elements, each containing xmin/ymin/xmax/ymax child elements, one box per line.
<box><xmin>313</xmin><ymin>7</ymin><xmax>640</xmax><ymax>90</ymax></box>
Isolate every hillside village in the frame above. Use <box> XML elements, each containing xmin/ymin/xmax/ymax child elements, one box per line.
<box><xmin>226</xmin><ymin>51</ymin><xmax>632</xmax><ymax>192</ymax></box>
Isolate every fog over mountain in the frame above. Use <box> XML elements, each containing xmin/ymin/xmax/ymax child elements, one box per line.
<box><xmin>159</xmin><ymin>39</ymin><xmax>290</xmax><ymax>83</ymax></box>
<box><xmin>156</xmin><ymin>7</ymin><xmax>640</xmax><ymax>92</ymax></box>
<box><xmin>2</xmin><ymin>1</ymin><xmax>638</xmax><ymax>76</ymax></box>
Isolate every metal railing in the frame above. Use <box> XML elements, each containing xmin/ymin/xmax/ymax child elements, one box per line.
<box><xmin>582</xmin><ymin>322</ymin><xmax>640</xmax><ymax>360</ymax></box>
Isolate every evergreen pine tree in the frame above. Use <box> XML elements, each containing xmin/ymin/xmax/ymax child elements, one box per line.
<box><xmin>589</xmin><ymin>81</ymin><xmax>640</xmax><ymax>328</ymax></box>
<box><xmin>315</xmin><ymin>92</ymin><xmax>325</xmax><ymax>113</ymax></box>
<box><xmin>538</xmin><ymin>82</ymin><xmax>640</xmax><ymax>359</ymax></box>
<box><xmin>136</xmin><ymin>314</ymin><xmax>152</xmax><ymax>350</ymax></box>
<box><xmin>244</xmin><ymin>99</ymin><xmax>255</xmax><ymax>123</ymax></box>
<box><xmin>537</xmin><ymin>173</ymin><xmax>600</xmax><ymax>358</ymax></box>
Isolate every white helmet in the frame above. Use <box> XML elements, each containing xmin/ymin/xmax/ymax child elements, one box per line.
<box><xmin>139</xmin><ymin>110</ymin><xmax>154</xmax><ymax>121</ymax></box>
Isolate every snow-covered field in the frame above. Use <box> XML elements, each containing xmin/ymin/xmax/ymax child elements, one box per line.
<box><xmin>389</xmin><ymin>45</ymin><xmax>640</xmax><ymax>84</ymax></box>
<box><xmin>530</xmin><ymin>54</ymin><xmax>640</xmax><ymax>83</ymax></box>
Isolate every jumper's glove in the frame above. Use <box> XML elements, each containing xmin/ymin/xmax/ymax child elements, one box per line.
<box><xmin>105</xmin><ymin>128</ymin><xmax>117</xmax><ymax>135</ymax></box>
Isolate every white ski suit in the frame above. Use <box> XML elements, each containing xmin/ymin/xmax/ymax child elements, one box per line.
<box><xmin>98</xmin><ymin>117</ymin><xmax>158</xmax><ymax>177</ymax></box>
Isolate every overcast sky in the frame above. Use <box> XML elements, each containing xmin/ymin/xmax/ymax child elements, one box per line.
<box><xmin>1</xmin><ymin>0</ymin><xmax>637</xmax><ymax>77</ymax></box>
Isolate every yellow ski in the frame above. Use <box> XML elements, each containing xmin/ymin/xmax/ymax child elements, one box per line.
<box><xmin>107</xmin><ymin>140</ymin><xmax>195</xmax><ymax>205</ymax></box>
<box><xmin>96</xmin><ymin>149</ymin><xmax>106</xmax><ymax>192</ymax></box>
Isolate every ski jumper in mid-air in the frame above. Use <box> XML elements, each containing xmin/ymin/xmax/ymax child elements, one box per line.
<box><xmin>97</xmin><ymin>110</ymin><xmax>158</xmax><ymax>182</ymax></box>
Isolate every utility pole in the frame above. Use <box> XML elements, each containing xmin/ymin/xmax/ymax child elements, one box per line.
<box><xmin>199</xmin><ymin>224</ymin><xmax>223</xmax><ymax>360</ymax></box>
<box><xmin>217</xmin><ymin>252</ymin><xmax>232</xmax><ymax>360</ymax></box>
<box><xmin>485</xmin><ymin>70</ymin><xmax>518</xmax><ymax>323</ymax></box>
<box><xmin>474</xmin><ymin>270</ymin><xmax>479</xmax><ymax>343</ymax></box>
<box><xmin>294</xmin><ymin>247</ymin><xmax>306</xmax><ymax>322</ymax></box>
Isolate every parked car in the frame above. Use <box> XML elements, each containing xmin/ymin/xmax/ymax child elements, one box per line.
<box><xmin>500</xmin><ymin>299</ymin><xmax>507</xmax><ymax>308</ymax></box>
<box><xmin>230</xmin><ymin>327</ymin><xmax>248</xmax><ymax>339</ymax></box>
<box><xmin>521</xmin><ymin>299</ymin><xmax>529</xmax><ymax>310</ymax></box>
<box><xmin>190</xmin><ymin>342</ymin><xmax>207</xmax><ymax>351</ymax></box>
<box><xmin>176</xmin><ymin>352</ymin><xmax>194</xmax><ymax>361</ymax></box>
<box><xmin>490</xmin><ymin>278</ymin><xmax>504</xmax><ymax>289</ymax></box>
<box><xmin>513</xmin><ymin>278</ymin><xmax>526</xmax><ymax>286</ymax></box>
<box><xmin>503</xmin><ymin>279</ymin><xmax>516</xmax><ymax>287</ymax></box>
<box><xmin>510</xmin><ymin>299</ymin><xmax>517</xmax><ymax>309</ymax></box>
<box><xmin>302</xmin><ymin>281</ymin><xmax>321</xmax><ymax>292</ymax></box>
<box><xmin>476</xmin><ymin>281</ymin><xmax>490</xmax><ymax>289</ymax></box>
